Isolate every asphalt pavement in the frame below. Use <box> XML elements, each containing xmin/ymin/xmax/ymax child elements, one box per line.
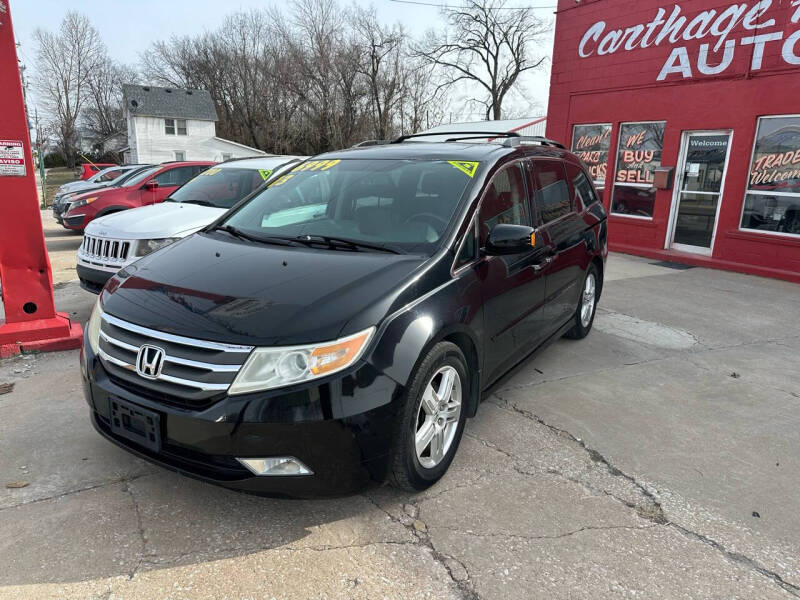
<box><xmin>0</xmin><ymin>227</ymin><xmax>798</xmax><ymax>599</ymax></box>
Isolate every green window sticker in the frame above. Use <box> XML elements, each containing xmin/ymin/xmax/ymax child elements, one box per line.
<box><xmin>448</xmin><ymin>161</ymin><xmax>479</xmax><ymax>177</ymax></box>
<box><xmin>258</xmin><ymin>169</ymin><xmax>273</xmax><ymax>180</ymax></box>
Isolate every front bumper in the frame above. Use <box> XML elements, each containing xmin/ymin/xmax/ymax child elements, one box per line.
<box><xmin>76</xmin><ymin>262</ymin><xmax>115</xmax><ymax>294</ymax></box>
<box><xmin>81</xmin><ymin>339</ymin><xmax>403</xmax><ymax>497</ymax></box>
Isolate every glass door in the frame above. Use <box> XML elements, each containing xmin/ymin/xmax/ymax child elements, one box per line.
<box><xmin>669</xmin><ymin>131</ymin><xmax>731</xmax><ymax>254</ymax></box>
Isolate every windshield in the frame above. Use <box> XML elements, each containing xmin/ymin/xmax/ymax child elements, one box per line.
<box><xmin>168</xmin><ymin>166</ymin><xmax>278</xmax><ymax>209</ymax></box>
<box><xmin>122</xmin><ymin>166</ymin><xmax>160</xmax><ymax>188</ymax></box>
<box><xmin>222</xmin><ymin>158</ymin><xmax>477</xmax><ymax>254</ymax></box>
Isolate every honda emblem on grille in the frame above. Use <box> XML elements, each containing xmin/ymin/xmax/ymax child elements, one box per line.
<box><xmin>136</xmin><ymin>345</ymin><xmax>165</xmax><ymax>379</ymax></box>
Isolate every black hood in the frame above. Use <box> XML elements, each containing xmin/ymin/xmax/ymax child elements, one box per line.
<box><xmin>102</xmin><ymin>231</ymin><xmax>427</xmax><ymax>346</ymax></box>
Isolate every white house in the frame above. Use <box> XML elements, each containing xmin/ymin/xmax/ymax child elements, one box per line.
<box><xmin>121</xmin><ymin>84</ymin><xmax>265</xmax><ymax>164</ymax></box>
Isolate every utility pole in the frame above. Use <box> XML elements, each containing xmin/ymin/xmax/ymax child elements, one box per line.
<box><xmin>34</xmin><ymin>108</ymin><xmax>45</xmax><ymax>204</ymax></box>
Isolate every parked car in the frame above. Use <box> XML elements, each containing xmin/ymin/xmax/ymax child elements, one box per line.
<box><xmin>76</xmin><ymin>156</ymin><xmax>306</xmax><ymax>293</ymax></box>
<box><xmin>62</xmin><ymin>161</ymin><xmax>215</xmax><ymax>232</ymax></box>
<box><xmin>82</xmin><ymin>133</ymin><xmax>607</xmax><ymax>497</ymax></box>
<box><xmin>53</xmin><ymin>165</ymin><xmax>154</xmax><ymax>225</ymax></box>
<box><xmin>55</xmin><ymin>164</ymin><xmax>147</xmax><ymax>201</ymax></box>
<box><xmin>77</xmin><ymin>163</ymin><xmax>116</xmax><ymax>180</ymax></box>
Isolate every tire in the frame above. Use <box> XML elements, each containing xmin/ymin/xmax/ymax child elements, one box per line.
<box><xmin>564</xmin><ymin>264</ymin><xmax>599</xmax><ymax>340</ymax></box>
<box><xmin>389</xmin><ymin>342</ymin><xmax>469</xmax><ymax>492</ymax></box>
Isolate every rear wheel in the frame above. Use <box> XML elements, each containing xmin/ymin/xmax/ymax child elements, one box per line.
<box><xmin>389</xmin><ymin>342</ymin><xmax>468</xmax><ymax>492</ymax></box>
<box><xmin>564</xmin><ymin>264</ymin><xmax>599</xmax><ymax>339</ymax></box>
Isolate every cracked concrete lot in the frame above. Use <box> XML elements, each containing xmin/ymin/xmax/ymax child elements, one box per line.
<box><xmin>1</xmin><ymin>252</ymin><xmax>799</xmax><ymax>599</ymax></box>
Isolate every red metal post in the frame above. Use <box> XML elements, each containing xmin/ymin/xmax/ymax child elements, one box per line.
<box><xmin>0</xmin><ymin>0</ymin><xmax>82</xmax><ymax>357</ymax></box>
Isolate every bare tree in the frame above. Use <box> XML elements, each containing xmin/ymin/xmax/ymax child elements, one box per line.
<box><xmin>83</xmin><ymin>58</ymin><xmax>136</xmax><ymax>143</ymax></box>
<box><xmin>416</xmin><ymin>0</ymin><xmax>549</xmax><ymax>120</ymax></box>
<box><xmin>34</xmin><ymin>12</ymin><xmax>104</xmax><ymax>167</ymax></box>
<box><xmin>401</xmin><ymin>57</ymin><xmax>449</xmax><ymax>134</ymax></box>
<box><xmin>351</xmin><ymin>7</ymin><xmax>406</xmax><ymax>140</ymax></box>
<box><xmin>138</xmin><ymin>0</ymin><xmax>463</xmax><ymax>154</ymax></box>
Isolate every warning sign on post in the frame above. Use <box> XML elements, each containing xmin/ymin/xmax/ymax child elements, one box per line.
<box><xmin>0</xmin><ymin>140</ymin><xmax>26</xmax><ymax>177</ymax></box>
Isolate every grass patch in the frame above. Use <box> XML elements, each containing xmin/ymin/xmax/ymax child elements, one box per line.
<box><xmin>42</xmin><ymin>167</ymin><xmax>78</xmax><ymax>207</ymax></box>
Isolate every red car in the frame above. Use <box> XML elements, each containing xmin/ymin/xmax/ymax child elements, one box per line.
<box><xmin>63</xmin><ymin>161</ymin><xmax>215</xmax><ymax>231</ymax></box>
<box><xmin>77</xmin><ymin>163</ymin><xmax>117</xmax><ymax>180</ymax></box>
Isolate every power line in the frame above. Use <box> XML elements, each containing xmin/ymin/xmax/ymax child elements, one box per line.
<box><xmin>388</xmin><ymin>0</ymin><xmax>557</xmax><ymax>9</ymax></box>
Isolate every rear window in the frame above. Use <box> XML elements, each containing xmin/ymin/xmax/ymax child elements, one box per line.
<box><xmin>566</xmin><ymin>162</ymin><xmax>599</xmax><ymax>210</ymax></box>
<box><xmin>223</xmin><ymin>158</ymin><xmax>477</xmax><ymax>254</ymax></box>
<box><xmin>169</xmin><ymin>167</ymin><xmax>273</xmax><ymax>209</ymax></box>
<box><xmin>532</xmin><ymin>160</ymin><xmax>571</xmax><ymax>224</ymax></box>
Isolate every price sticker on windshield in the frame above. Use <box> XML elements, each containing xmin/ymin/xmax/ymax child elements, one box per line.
<box><xmin>448</xmin><ymin>161</ymin><xmax>479</xmax><ymax>178</ymax></box>
<box><xmin>291</xmin><ymin>159</ymin><xmax>341</xmax><ymax>172</ymax></box>
<box><xmin>269</xmin><ymin>174</ymin><xmax>294</xmax><ymax>187</ymax></box>
<box><xmin>201</xmin><ymin>167</ymin><xmax>222</xmax><ymax>176</ymax></box>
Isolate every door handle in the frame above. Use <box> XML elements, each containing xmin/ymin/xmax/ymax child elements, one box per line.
<box><xmin>531</xmin><ymin>256</ymin><xmax>553</xmax><ymax>272</ymax></box>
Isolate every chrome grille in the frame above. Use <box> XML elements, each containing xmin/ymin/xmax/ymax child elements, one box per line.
<box><xmin>81</xmin><ymin>235</ymin><xmax>132</xmax><ymax>263</ymax></box>
<box><xmin>97</xmin><ymin>311</ymin><xmax>253</xmax><ymax>407</ymax></box>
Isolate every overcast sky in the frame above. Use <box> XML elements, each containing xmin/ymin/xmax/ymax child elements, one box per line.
<box><xmin>10</xmin><ymin>0</ymin><xmax>554</xmax><ymax>124</ymax></box>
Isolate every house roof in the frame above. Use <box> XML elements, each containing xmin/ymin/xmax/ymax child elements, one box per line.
<box><xmin>122</xmin><ymin>84</ymin><xmax>218</xmax><ymax>121</ymax></box>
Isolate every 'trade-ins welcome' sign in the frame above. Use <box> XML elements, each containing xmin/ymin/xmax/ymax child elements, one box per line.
<box><xmin>578</xmin><ymin>1</ymin><xmax>800</xmax><ymax>81</ymax></box>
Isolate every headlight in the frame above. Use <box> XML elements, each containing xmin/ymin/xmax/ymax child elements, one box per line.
<box><xmin>71</xmin><ymin>196</ymin><xmax>98</xmax><ymax>209</ymax></box>
<box><xmin>228</xmin><ymin>327</ymin><xmax>375</xmax><ymax>394</ymax></box>
<box><xmin>134</xmin><ymin>237</ymin><xmax>180</xmax><ymax>256</ymax></box>
<box><xmin>87</xmin><ymin>295</ymin><xmax>102</xmax><ymax>354</ymax></box>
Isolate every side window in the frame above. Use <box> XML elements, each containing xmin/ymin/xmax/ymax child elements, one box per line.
<box><xmin>165</xmin><ymin>119</ymin><xmax>175</xmax><ymax>135</ymax></box>
<box><xmin>155</xmin><ymin>166</ymin><xmax>194</xmax><ymax>186</ymax></box>
<box><xmin>533</xmin><ymin>160</ymin><xmax>571</xmax><ymax>224</ymax></box>
<box><xmin>566</xmin><ymin>162</ymin><xmax>599</xmax><ymax>210</ymax></box>
<box><xmin>478</xmin><ymin>164</ymin><xmax>528</xmax><ymax>245</ymax></box>
<box><xmin>454</xmin><ymin>218</ymin><xmax>477</xmax><ymax>269</ymax></box>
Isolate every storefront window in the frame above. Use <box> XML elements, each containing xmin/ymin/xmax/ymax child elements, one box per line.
<box><xmin>740</xmin><ymin>116</ymin><xmax>800</xmax><ymax>236</ymax></box>
<box><xmin>571</xmin><ymin>123</ymin><xmax>611</xmax><ymax>203</ymax></box>
<box><xmin>611</xmin><ymin>121</ymin><xmax>665</xmax><ymax>218</ymax></box>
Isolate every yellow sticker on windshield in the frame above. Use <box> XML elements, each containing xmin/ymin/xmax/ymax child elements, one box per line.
<box><xmin>292</xmin><ymin>159</ymin><xmax>341</xmax><ymax>172</ymax></box>
<box><xmin>269</xmin><ymin>174</ymin><xmax>294</xmax><ymax>187</ymax></box>
<box><xmin>201</xmin><ymin>167</ymin><xmax>222</xmax><ymax>176</ymax></box>
<box><xmin>258</xmin><ymin>169</ymin><xmax>273</xmax><ymax>180</ymax></box>
<box><xmin>448</xmin><ymin>161</ymin><xmax>479</xmax><ymax>177</ymax></box>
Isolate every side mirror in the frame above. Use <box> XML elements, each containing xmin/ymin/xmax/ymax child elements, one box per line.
<box><xmin>485</xmin><ymin>223</ymin><xmax>538</xmax><ymax>255</ymax></box>
<box><xmin>144</xmin><ymin>180</ymin><xmax>159</xmax><ymax>190</ymax></box>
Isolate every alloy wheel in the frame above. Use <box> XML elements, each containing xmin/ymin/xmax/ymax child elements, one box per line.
<box><xmin>580</xmin><ymin>272</ymin><xmax>596</xmax><ymax>328</ymax></box>
<box><xmin>415</xmin><ymin>366</ymin><xmax>462</xmax><ymax>469</ymax></box>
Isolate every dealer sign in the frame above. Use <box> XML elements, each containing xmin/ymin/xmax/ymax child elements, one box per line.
<box><xmin>577</xmin><ymin>0</ymin><xmax>800</xmax><ymax>81</ymax></box>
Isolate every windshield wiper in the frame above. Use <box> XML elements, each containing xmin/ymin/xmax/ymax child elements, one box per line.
<box><xmin>168</xmin><ymin>199</ymin><xmax>215</xmax><ymax>206</ymax></box>
<box><xmin>214</xmin><ymin>225</ymin><xmax>299</xmax><ymax>247</ymax></box>
<box><xmin>294</xmin><ymin>234</ymin><xmax>404</xmax><ymax>254</ymax></box>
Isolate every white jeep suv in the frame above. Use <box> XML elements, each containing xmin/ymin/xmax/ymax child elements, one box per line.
<box><xmin>76</xmin><ymin>155</ymin><xmax>305</xmax><ymax>293</ymax></box>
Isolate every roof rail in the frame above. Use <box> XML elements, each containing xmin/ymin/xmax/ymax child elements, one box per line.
<box><xmin>352</xmin><ymin>139</ymin><xmax>391</xmax><ymax>148</ymax></box>
<box><xmin>391</xmin><ymin>131</ymin><xmax>520</xmax><ymax>143</ymax></box>
<box><xmin>502</xmin><ymin>136</ymin><xmax>566</xmax><ymax>149</ymax></box>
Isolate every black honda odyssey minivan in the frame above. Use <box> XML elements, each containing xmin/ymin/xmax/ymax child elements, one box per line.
<box><xmin>81</xmin><ymin>133</ymin><xmax>607</xmax><ymax>497</ymax></box>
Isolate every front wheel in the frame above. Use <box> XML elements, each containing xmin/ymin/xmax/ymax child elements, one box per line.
<box><xmin>564</xmin><ymin>264</ymin><xmax>599</xmax><ymax>339</ymax></box>
<box><xmin>389</xmin><ymin>342</ymin><xmax>469</xmax><ymax>492</ymax></box>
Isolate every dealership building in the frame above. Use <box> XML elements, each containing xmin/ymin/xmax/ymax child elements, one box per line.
<box><xmin>546</xmin><ymin>0</ymin><xmax>800</xmax><ymax>282</ymax></box>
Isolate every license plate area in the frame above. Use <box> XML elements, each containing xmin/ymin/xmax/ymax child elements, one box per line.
<box><xmin>109</xmin><ymin>397</ymin><xmax>161</xmax><ymax>452</ymax></box>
